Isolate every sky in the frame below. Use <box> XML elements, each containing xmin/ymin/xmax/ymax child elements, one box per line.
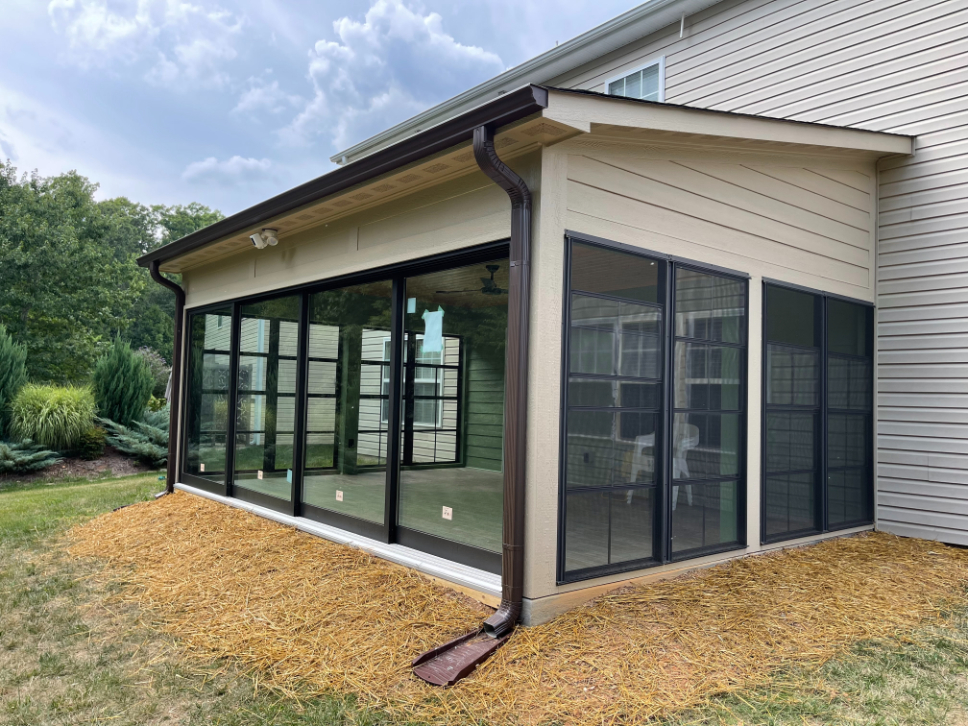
<box><xmin>1</xmin><ymin>0</ymin><xmax>641</xmax><ymax>215</ymax></box>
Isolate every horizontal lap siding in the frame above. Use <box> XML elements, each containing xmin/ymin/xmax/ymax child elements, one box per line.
<box><xmin>554</xmin><ymin>0</ymin><xmax>968</xmax><ymax>542</ymax></box>
<box><xmin>565</xmin><ymin>150</ymin><xmax>873</xmax><ymax>292</ymax></box>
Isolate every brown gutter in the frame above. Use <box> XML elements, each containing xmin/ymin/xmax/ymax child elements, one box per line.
<box><xmin>137</xmin><ymin>85</ymin><xmax>548</xmax><ymax>270</ymax></box>
<box><xmin>473</xmin><ymin>123</ymin><xmax>532</xmax><ymax>639</ymax></box>
<box><xmin>148</xmin><ymin>260</ymin><xmax>185</xmax><ymax>495</ymax></box>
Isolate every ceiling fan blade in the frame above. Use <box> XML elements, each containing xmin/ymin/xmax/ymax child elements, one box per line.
<box><xmin>435</xmin><ymin>289</ymin><xmax>476</xmax><ymax>294</ymax></box>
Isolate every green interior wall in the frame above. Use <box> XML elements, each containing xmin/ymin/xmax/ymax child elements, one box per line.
<box><xmin>464</xmin><ymin>342</ymin><xmax>505</xmax><ymax>472</ymax></box>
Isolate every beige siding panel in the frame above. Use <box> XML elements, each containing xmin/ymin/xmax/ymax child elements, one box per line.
<box><xmin>566</xmin><ymin>154</ymin><xmax>871</xmax><ymax>287</ymax></box>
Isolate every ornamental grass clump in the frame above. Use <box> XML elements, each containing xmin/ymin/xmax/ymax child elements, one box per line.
<box><xmin>93</xmin><ymin>338</ymin><xmax>154</xmax><ymax>427</ymax></box>
<box><xmin>0</xmin><ymin>325</ymin><xmax>28</xmax><ymax>437</ymax></box>
<box><xmin>10</xmin><ymin>384</ymin><xmax>96</xmax><ymax>451</ymax></box>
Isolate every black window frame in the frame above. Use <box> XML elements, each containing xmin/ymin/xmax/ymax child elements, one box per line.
<box><xmin>557</xmin><ymin>233</ymin><xmax>749</xmax><ymax>584</ymax></box>
<box><xmin>760</xmin><ymin>279</ymin><xmax>874</xmax><ymax>545</ymax></box>
<box><xmin>179</xmin><ymin>240</ymin><xmax>509</xmax><ymax>574</ymax></box>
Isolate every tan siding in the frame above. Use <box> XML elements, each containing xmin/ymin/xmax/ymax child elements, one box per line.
<box><xmin>564</xmin><ymin>149</ymin><xmax>874</xmax><ymax>292</ymax></box>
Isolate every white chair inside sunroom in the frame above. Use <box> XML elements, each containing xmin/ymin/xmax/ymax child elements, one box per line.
<box><xmin>626</xmin><ymin>424</ymin><xmax>699</xmax><ymax>509</ymax></box>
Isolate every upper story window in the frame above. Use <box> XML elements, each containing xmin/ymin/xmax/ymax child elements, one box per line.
<box><xmin>607</xmin><ymin>58</ymin><xmax>664</xmax><ymax>102</ymax></box>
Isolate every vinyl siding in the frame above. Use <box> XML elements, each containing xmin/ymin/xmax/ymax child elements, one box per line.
<box><xmin>552</xmin><ymin>0</ymin><xmax>968</xmax><ymax>543</ymax></box>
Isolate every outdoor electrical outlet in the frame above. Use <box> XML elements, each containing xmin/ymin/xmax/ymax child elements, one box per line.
<box><xmin>442</xmin><ymin>506</ymin><xmax>453</xmax><ymax>520</ymax></box>
<box><xmin>257</xmin><ymin>470</ymin><xmax>263</xmax><ymax>480</ymax></box>
<box><xmin>199</xmin><ymin>463</ymin><xmax>205</xmax><ymax>472</ymax></box>
<box><xmin>336</xmin><ymin>490</ymin><xmax>344</xmax><ymax>502</ymax></box>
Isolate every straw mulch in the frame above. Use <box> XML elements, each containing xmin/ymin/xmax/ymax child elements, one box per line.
<box><xmin>68</xmin><ymin>491</ymin><xmax>968</xmax><ymax>725</ymax></box>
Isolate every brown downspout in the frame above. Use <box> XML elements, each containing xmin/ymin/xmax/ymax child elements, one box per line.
<box><xmin>474</xmin><ymin>124</ymin><xmax>531</xmax><ymax>639</ymax></box>
<box><xmin>148</xmin><ymin>260</ymin><xmax>185</xmax><ymax>495</ymax></box>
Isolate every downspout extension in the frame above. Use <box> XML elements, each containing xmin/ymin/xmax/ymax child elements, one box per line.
<box><xmin>474</xmin><ymin>124</ymin><xmax>532</xmax><ymax>639</ymax></box>
<box><xmin>148</xmin><ymin>260</ymin><xmax>186</xmax><ymax>496</ymax></box>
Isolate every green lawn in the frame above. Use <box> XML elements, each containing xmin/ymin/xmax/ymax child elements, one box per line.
<box><xmin>1</xmin><ymin>473</ymin><xmax>967</xmax><ymax>725</ymax></box>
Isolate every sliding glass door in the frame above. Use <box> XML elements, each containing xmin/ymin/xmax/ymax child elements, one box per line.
<box><xmin>233</xmin><ymin>295</ymin><xmax>302</xmax><ymax>505</ymax></box>
<box><xmin>762</xmin><ymin>283</ymin><xmax>873</xmax><ymax>543</ymax></box>
<box><xmin>180</xmin><ymin>243</ymin><xmax>509</xmax><ymax>571</ymax></box>
<box><xmin>396</xmin><ymin>259</ymin><xmax>509</xmax><ymax>569</ymax></box>
<box><xmin>558</xmin><ymin>236</ymin><xmax>748</xmax><ymax>582</ymax></box>
<box><xmin>300</xmin><ymin>281</ymin><xmax>393</xmax><ymax>536</ymax></box>
<box><xmin>183</xmin><ymin>305</ymin><xmax>232</xmax><ymax>492</ymax></box>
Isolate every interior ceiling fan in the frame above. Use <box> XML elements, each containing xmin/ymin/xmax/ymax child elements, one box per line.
<box><xmin>436</xmin><ymin>264</ymin><xmax>508</xmax><ymax>296</ymax></box>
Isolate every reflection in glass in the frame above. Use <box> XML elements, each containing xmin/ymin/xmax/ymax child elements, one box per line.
<box><xmin>184</xmin><ymin>307</ymin><xmax>232</xmax><ymax>483</ymax></box>
<box><xmin>674</xmin><ymin>269</ymin><xmax>745</xmax><ymax>344</ymax></box>
<box><xmin>397</xmin><ymin>259</ymin><xmax>509</xmax><ymax>553</ymax></box>
<box><xmin>301</xmin><ymin>281</ymin><xmax>393</xmax><ymax>524</ymax></box>
<box><xmin>233</xmin><ymin>295</ymin><xmax>301</xmax><ymax>501</ymax></box>
<box><xmin>671</xmin><ymin>267</ymin><xmax>745</xmax><ymax>555</ymax></box>
<box><xmin>763</xmin><ymin>285</ymin><xmax>822</xmax><ymax>540</ymax></box>
<box><xmin>562</xmin><ymin>245</ymin><xmax>664</xmax><ymax>577</ymax></box>
<box><xmin>826</xmin><ymin>299</ymin><xmax>873</xmax><ymax>528</ymax></box>
<box><xmin>565</xmin><ymin>488</ymin><xmax>654</xmax><ymax>572</ymax></box>
<box><xmin>570</xmin><ymin>242</ymin><xmax>660</xmax><ymax>303</ymax></box>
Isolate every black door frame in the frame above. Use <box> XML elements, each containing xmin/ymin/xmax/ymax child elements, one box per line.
<box><xmin>180</xmin><ymin>240</ymin><xmax>508</xmax><ymax>574</ymax></box>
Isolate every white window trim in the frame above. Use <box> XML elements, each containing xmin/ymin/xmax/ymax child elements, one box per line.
<box><xmin>604</xmin><ymin>55</ymin><xmax>666</xmax><ymax>103</ymax></box>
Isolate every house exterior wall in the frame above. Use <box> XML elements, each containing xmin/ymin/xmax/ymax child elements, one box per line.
<box><xmin>550</xmin><ymin>0</ymin><xmax>968</xmax><ymax>545</ymax></box>
<box><xmin>523</xmin><ymin>137</ymin><xmax>878</xmax><ymax>612</ymax></box>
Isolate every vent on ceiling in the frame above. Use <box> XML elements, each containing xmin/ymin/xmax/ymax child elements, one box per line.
<box><xmin>398</xmin><ymin>174</ymin><xmax>421</xmax><ymax>183</ymax></box>
<box><xmin>424</xmin><ymin>163</ymin><xmax>450</xmax><ymax>174</ymax></box>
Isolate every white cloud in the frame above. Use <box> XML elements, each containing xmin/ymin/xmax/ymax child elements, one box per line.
<box><xmin>182</xmin><ymin>155</ymin><xmax>273</xmax><ymax>184</ymax></box>
<box><xmin>48</xmin><ymin>0</ymin><xmax>243</xmax><ymax>89</ymax></box>
<box><xmin>281</xmin><ymin>0</ymin><xmax>504</xmax><ymax>151</ymax></box>
<box><xmin>233</xmin><ymin>76</ymin><xmax>302</xmax><ymax>115</ymax></box>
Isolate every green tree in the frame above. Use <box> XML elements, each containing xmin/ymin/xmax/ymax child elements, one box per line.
<box><xmin>124</xmin><ymin>203</ymin><xmax>224</xmax><ymax>361</ymax></box>
<box><xmin>0</xmin><ymin>324</ymin><xmax>28</xmax><ymax>437</ymax></box>
<box><xmin>0</xmin><ymin>163</ymin><xmax>142</xmax><ymax>382</ymax></box>
<box><xmin>93</xmin><ymin>337</ymin><xmax>154</xmax><ymax>426</ymax></box>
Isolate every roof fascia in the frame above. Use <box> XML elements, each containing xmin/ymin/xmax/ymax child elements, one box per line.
<box><xmin>138</xmin><ymin>85</ymin><xmax>548</xmax><ymax>268</ymax></box>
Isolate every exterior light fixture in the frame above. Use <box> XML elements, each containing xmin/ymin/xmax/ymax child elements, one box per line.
<box><xmin>250</xmin><ymin>228</ymin><xmax>279</xmax><ymax>249</ymax></box>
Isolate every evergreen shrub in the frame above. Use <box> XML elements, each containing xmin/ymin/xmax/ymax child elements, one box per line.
<box><xmin>101</xmin><ymin>406</ymin><xmax>169</xmax><ymax>468</ymax></box>
<box><xmin>10</xmin><ymin>385</ymin><xmax>96</xmax><ymax>451</ymax></box>
<box><xmin>136</xmin><ymin>347</ymin><xmax>171</xmax><ymax>398</ymax></box>
<box><xmin>0</xmin><ymin>325</ymin><xmax>28</xmax><ymax>437</ymax></box>
<box><xmin>0</xmin><ymin>440</ymin><xmax>62</xmax><ymax>474</ymax></box>
<box><xmin>76</xmin><ymin>426</ymin><xmax>107</xmax><ymax>460</ymax></box>
<box><xmin>93</xmin><ymin>338</ymin><xmax>154</xmax><ymax>427</ymax></box>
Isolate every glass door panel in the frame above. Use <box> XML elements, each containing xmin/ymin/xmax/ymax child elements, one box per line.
<box><xmin>184</xmin><ymin>307</ymin><xmax>233</xmax><ymax>486</ymax></box>
<box><xmin>397</xmin><ymin>259</ymin><xmax>509</xmax><ymax>556</ymax></box>
<box><xmin>561</xmin><ymin>242</ymin><xmax>664</xmax><ymax>578</ymax></box>
<box><xmin>670</xmin><ymin>268</ymin><xmax>746</xmax><ymax>556</ymax></box>
<box><xmin>301</xmin><ymin>281</ymin><xmax>393</xmax><ymax>525</ymax></box>
<box><xmin>233</xmin><ymin>295</ymin><xmax>301</xmax><ymax>502</ymax></box>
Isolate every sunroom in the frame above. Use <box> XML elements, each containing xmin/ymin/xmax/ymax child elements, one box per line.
<box><xmin>140</xmin><ymin>86</ymin><xmax>912</xmax><ymax>629</ymax></box>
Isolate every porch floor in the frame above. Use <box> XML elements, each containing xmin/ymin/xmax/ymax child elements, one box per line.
<box><xmin>69</xmin><ymin>491</ymin><xmax>968</xmax><ymax>726</ymax></box>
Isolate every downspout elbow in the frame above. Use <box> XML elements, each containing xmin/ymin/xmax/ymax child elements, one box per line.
<box><xmin>148</xmin><ymin>260</ymin><xmax>186</xmax><ymax>496</ymax></box>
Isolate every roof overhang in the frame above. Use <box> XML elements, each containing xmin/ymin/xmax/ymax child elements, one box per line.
<box><xmin>142</xmin><ymin>87</ymin><xmax>912</xmax><ymax>273</ymax></box>
<box><xmin>138</xmin><ymin>84</ymin><xmax>550</xmax><ymax>271</ymax></box>
<box><xmin>544</xmin><ymin>88</ymin><xmax>914</xmax><ymax>157</ymax></box>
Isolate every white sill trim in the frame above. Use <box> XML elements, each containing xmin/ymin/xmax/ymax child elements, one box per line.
<box><xmin>174</xmin><ymin>483</ymin><xmax>502</xmax><ymax>599</ymax></box>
